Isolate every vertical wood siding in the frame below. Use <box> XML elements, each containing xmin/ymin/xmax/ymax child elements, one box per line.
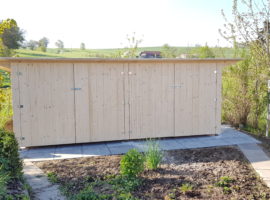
<box><xmin>10</xmin><ymin>60</ymin><xmax>224</xmax><ymax>147</ymax></box>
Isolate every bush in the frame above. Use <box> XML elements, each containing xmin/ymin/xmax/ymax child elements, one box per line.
<box><xmin>120</xmin><ymin>149</ymin><xmax>144</xmax><ymax>177</ymax></box>
<box><xmin>0</xmin><ymin>169</ymin><xmax>9</xmax><ymax>197</ymax></box>
<box><xmin>145</xmin><ymin>139</ymin><xmax>163</xmax><ymax>170</ymax></box>
<box><xmin>0</xmin><ymin>129</ymin><xmax>22</xmax><ymax>178</ymax></box>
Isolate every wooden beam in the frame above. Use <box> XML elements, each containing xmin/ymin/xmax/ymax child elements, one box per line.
<box><xmin>0</xmin><ymin>57</ymin><xmax>241</xmax><ymax>65</ymax></box>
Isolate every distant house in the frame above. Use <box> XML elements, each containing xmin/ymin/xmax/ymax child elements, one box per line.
<box><xmin>139</xmin><ymin>51</ymin><xmax>162</xmax><ymax>58</ymax></box>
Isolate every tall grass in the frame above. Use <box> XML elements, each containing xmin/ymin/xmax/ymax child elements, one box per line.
<box><xmin>145</xmin><ymin>139</ymin><xmax>163</xmax><ymax>170</ymax></box>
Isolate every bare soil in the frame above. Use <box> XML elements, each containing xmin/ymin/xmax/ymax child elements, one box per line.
<box><xmin>36</xmin><ymin>146</ymin><xmax>270</xmax><ymax>200</ymax></box>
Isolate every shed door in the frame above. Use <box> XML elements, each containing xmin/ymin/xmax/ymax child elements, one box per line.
<box><xmin>128</xmin><ymin>63</ymin><xmax>175</xmax><ymax>139</ymax></box>
<box><xmin>174</xmin><ymin>63</ymin><xmax>217</xmax><ymax>136</ymax></box>
<box><xmin>74</xmin><ymin>63</ymin><xmax>127</xmax><ymax>142</ymax></box>
<box><xmin>14</xmin><ymin>63</ymin><xmax>76</xmax><ymax>146</ymax></box>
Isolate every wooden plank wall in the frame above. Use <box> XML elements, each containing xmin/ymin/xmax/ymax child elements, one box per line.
<box><xmin>128</xmin><ymin>63</ymin><xmax>175</xmax><ymax>139</ymax></box>
<box><xmin>74</xmin><ymin>63</ymin><xmax>127</xmax><ymax>143</ymax></box>
<box><xmin>12</xmin><ymin>63</ymin><xmax>76</xmax><ymax>146</ymax></box>
<box><xmin>11</xmin><ymin>60</ymin><xmax>223</xmax><ymax>147</ymax></box>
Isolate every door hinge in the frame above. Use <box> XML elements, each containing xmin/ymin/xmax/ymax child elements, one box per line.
<box><xmin>18</xmin><ymin>105</ymin><xmax>23</xmax><ymax>108</ymax></box>
<box><xmin>20</xmin><ymin>137</ymin><xmax>25</xmax><ymax>140</ymax></box>
<box><xmin>16</xmin><ymin>72</ymin><xmax>22</xmax><ymax>76</ymax></box>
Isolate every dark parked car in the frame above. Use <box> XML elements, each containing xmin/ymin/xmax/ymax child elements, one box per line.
<box><xmin>139</xmin><ymin>51</ymin><xmax>162</xmax><ymax>58</ymax></box>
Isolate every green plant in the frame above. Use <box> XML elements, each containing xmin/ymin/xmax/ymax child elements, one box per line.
<box><xmin>216</xmin><ymin>176</ymin><xmax>235</xmax><ymax>187</ymax></box>
<box><xmin>120</xmin><ymin>149</ymin><xmax>144</xmax><ymax>177</ymax></box>
<box><xmin>0</xmin><ymin>169</ymin><xmax>9</xmax><ymax>197</ymax></box>
<box><xmin>47</xmin><ymin>172</ymin><xmax>58</xmax><ymax>183</ymax></box>
<box><xmin>75</xmin><ymin>185</ymin><xmax>112</xmax><ymax>200</ymax></box>
<box><xmin>0</xmin><ymin>129</ymin><xmax>22</xmax><ymax>178</ymax></box>
<box><xmin>108</xmin><ymin>175</ymin><xmax>141</xmax><ymax>194</ymax></box>
<box><xmin>145</xmin><ymin>139</ymin><xmax>163</xmax><ymax>170</ymax></box>
<box><xmin>222</xmin><ymin>186</ymin><xmax>232</xmax><ymax>194</ymax></box>
<box><xmin>216</xmin><ymin>176</ymin><xmax>235</xmax><ymax>194</ymax></box>
<box><xmin>179</xmin><ymin>183</ymin><xmax>193</xmax><ymax>195</ymax></box>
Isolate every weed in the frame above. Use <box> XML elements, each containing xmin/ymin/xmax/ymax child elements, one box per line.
<box><xmin>216</xmin><ymin>176</ymin><xmax>235</xmax><ymax>194</ymax></box>
<box><xmin>75</xmin><ymin>177</ymin><xmax>140</xmax><ymax>200</ymax></box>
<box><xmin>75</xmin><ymin>185</ymin><xmax>112</xmax><ymax>200</ymax></box>
<box><xmin>222</xmin><ymin>186</ymin><xmax>232</xmax><ymax>194</ymax></box>
<box><xmin>108</xmin><ymin>175</ymin><xmax>141</xmax><ymax>194</ymax></box>
<box><xmin>145</xmin><ymin>139</ymin><xmax>163</xmax><ymax>170</ymax></box>
<box><xmin>167</xmin><ymin>189</ymin><xmax>177</xmax><ymax>199</ymax></box>
<box><xmin>47</xmin><ymin>172</ymin><xmax>58</xmax><ymax>183</ymax></box>
<box><xmin>179</xmin><ymin>183</ymin><xmax>193</xmax><ymax>195</ymax></box>
<box><xmin>216</xmin><ymin>176</ymin><xmax>235</xmax><ymax>187</ymax></box>
<box><xmin>120</xmin><ymin>149</ymin><xmax>144</xmax><ymax>178</ymax></box>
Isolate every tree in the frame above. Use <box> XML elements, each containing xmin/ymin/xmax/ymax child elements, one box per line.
<box><xmin>220</xmin><ymin>0</ymin><xmax>270</xmax><ymax>132</ymax></box>
<box><xmin>161</xmin><ymin>44</ymin><xmax>177</xmax><ymax>58</ymax></box>
<box><xmin>26</xmin><ymin>40</ymin><xmax>38</xmax><ymax>50</ymax></box>
<box><xmin>0</xmin><ymin>19</ymin><xmax>24</xmax><ymax>56</ymax></box>
<box><xmin>55</xmin><ymin>40</ymin><xmax>64</xmax><ymax>49</ymax></box>
<box><xmin>80</xmin><ymin>42</ymin><xmax>85</xmax><ymax>50</ymax></box>
<box><xmin>1</xmin><ymin>26</ymin><xmax>23</xmax><ymax>49</ymax></box>
<box><xmin>197</xmin><ymin>45</ymin><xmax>215</xmax><ymax>58</ymax></box>
<box><xmin>38</xmin><ymin>37</ymin><xmax>49</xmax><ymax>52</ymax></box>
<box><xmin>220</xmin><ymin>0</ymin><xmax>270</xmax><ymax>57</ymax></box>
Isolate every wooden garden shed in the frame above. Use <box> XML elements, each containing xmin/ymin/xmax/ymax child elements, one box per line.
<box><xmin>0</xmin><ymin>58</ymin><xmax>239</xmax><ymax>147</ymax></box>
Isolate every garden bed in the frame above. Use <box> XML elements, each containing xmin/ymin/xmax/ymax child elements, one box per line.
<box><xmin>36</xmin><ymin>146</ymin><xmax>270</xmax><ymax>200</ymax></box>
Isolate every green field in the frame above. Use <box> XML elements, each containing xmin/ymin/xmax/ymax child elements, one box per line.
<box><xmin>14</xmin><ymin>46</ymin><xmax>239</xmax><ymax>58</ymax></box>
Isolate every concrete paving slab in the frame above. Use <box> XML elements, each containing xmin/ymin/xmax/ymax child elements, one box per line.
<box><xmin>128</xmin><ymin>141</ymin><xmax>147</xmax><ymax>152</ymax></box>
<box><xmin>23</xmin><ymin>161</ymin><xmax>65</xmax><ymax>200</ymax></box>
<box><xmin>106</xmin><ymin>142</ymin><xmax>134</xmax><ymax>155</ymax></box>
<box><xmin>24</xmin><ymin>153</ymin><xmax>55</xmax><ymax>162</ymax></box>
<box><xmin>159</xmin><ymin>139</ymin><xmax>185</xmax><ymax>150</ymax></box>
<box><xmin>35</xmin><ymin>185</ymin><xmax>64</xmax><ymax>200</ymax></box>
<box><xmin>238</xmin><ymin>143</ymin><xmax>270</xmax><ymax>187</ymax></box>
<box><xmin>82</xmin><ymin>143</ymin><xmax>111</xmax><ymax>156</ymax></box>
<box><xmin>20</xmin><ymin>125</ymin><xmax>262</xmax><ymax>161</ymax></box>
<box><xmin>54</xmin><ymin>145</ymin><xmax>83</xmax><ymax>159</ymax></box>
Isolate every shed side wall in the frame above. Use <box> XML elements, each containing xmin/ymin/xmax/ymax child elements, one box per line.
<box><xmin>11</xmin><ymin>60</ymin><xmax>225</xmax><ymax>147</ymax></box>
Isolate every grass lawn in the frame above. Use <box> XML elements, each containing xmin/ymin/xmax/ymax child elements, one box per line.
<box><xmin>36</xmin><ymin>146</ymin><xmax>270</xmax><ymax>200</ymax></box>
<box><xmin>14</xmin><ymin>46</ymin><xmax>238</xmax><ymax>58</ymax></box>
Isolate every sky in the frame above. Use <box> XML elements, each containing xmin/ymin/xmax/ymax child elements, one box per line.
<box><xmin>1</xmin><ymin>0</ymin><xmax>234</xmax><ymax>49</ymax></box>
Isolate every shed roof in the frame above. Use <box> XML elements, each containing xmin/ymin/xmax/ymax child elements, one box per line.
<box><xmin>0</xmin><ymin>57</ymin><xmax>241</xmax><ymax>72</ymax></box>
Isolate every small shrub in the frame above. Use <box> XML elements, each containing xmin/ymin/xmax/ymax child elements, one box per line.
<box><xmin>120</xmin><ymin>149</ymin><xmax>144</xmax><ymax>177</ymax></box>
<box><xmin>145</xmin><ymin>139</ymin><xmax>163</xmax><ymax>170</ymax></box>
<box><xmin>216</xmin><ymin>176</ymin><xmax>235</xmax><ymax>187</ymax></box>
<box><xmin>0</xmin><ymin>129</ymin><xmax>22</xmax><ymax>178</ymax></box>
<box><xmin>216</xmin><ymin>176</ymin><xmax>235</xmax><ymax>194</ymax></box>
<box><xmin>47</xmin><ymin>172</ymin><xmax>58</xmax><ymax>183</ymax></box>
<box><xmin>179</xmin><ymin>183</ymin><xmax>193</xmax><ymax>195</ymax></box>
